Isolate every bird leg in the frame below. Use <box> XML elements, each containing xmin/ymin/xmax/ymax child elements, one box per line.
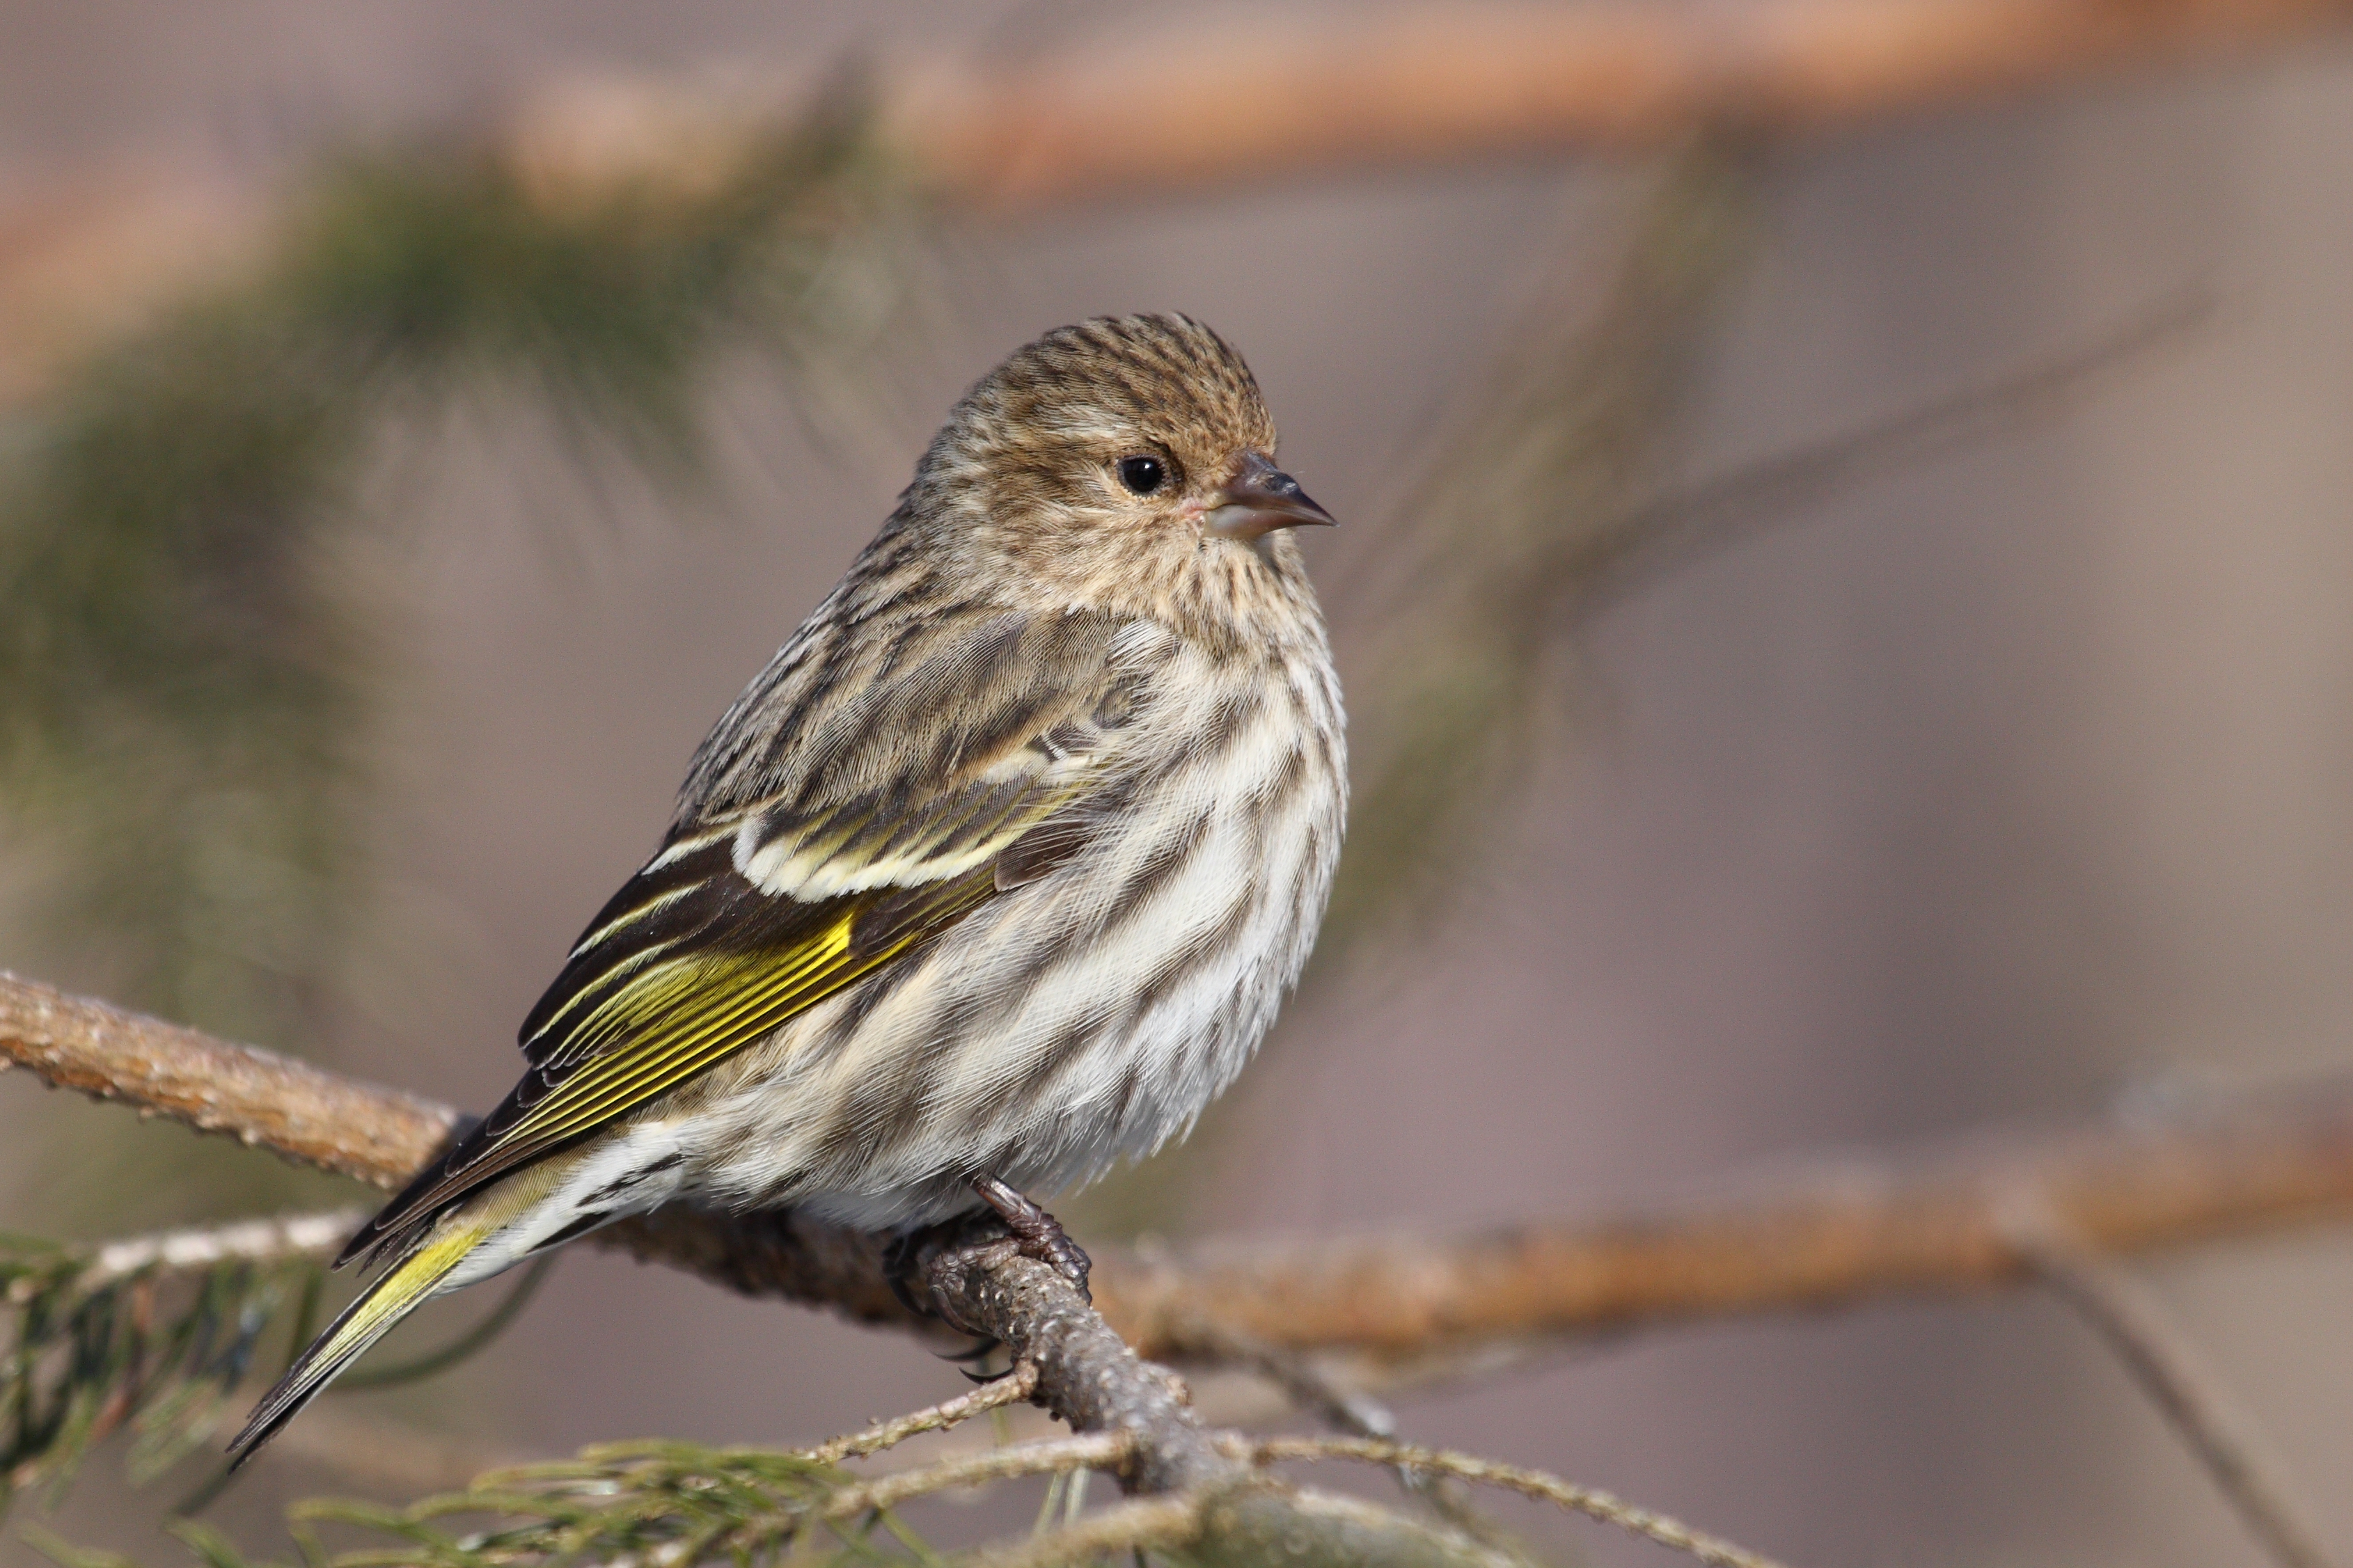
<box><xmin>971</xmin><ymin>1175</ymin><xmax>1092</xmax><ymax>1302</ymax></box>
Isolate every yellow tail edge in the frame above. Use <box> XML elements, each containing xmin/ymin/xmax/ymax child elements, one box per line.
<box><xmin>226</xmin><ymin>1219</ymin><xmax>489</xmax><ymax>1468</ymax></box>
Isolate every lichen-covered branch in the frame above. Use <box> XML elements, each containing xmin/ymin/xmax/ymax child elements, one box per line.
<box><xmin>10</xmin><ymin>968</ymin><xmax>2353</xmax><ymax>1369</ymax></box>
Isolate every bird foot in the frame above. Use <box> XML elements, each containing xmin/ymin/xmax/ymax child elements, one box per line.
<box><xmin>971</xmin><ymin>1175</ymin><xmax>1092</xmax><ymax>1302</ymax></box>
<box><xmin>882</xmin><ymin>1176</ymin><xmax>1092</xmax><ymax>1340</ymax></box>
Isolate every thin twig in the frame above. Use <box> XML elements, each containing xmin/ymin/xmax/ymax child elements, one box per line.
<box><xmin>1180</xmin><ymin>1322</ymin><xmax>1532</xmax><ymax>1555</ymax></box>
<box><xmin>2002</xmin><ymin>1204</ymin><xmax>2343</xmax><ymax>1568</ymax></box>
<box><xmin>817</xmin><ymin>1433</ymin><xmax>1128</xmax><ymax>1519</ymax></box>
<box><xmin>803</xmin><ymin>1360</ymin><xmax>1040</xmax><ymax>1466</ymax></box>
<box><xmin>1564</xmin><ymin>283</ymin><xmax>2214</xmax><ymax>619</ymax></box>
<box><xmin>1245</xmin><ymin>1435</ymin><xmax>1794</xmax><ymax>1568</ymax></box>
<box><xmin>72</xmin><ymin>1208</ymin><xmax>363</xmax><ymax>1290</ymax></box>
<box><xmin>961</xmin><ymin>1494</ymin><xmax>1201</xmax><ymax>1568</ymax></box>
<box><xmin>1180</xmin><ymin>1324</ymin><xmax>1399</xmax><ymax>1439</ymax></box>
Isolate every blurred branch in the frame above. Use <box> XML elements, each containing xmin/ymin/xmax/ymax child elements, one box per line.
<box><xmin>13</xmin><ymin>969</ymin><xmax>2353</xmax><ymax>1367</ymax></box>
<box><xmin>1323</xmin><ymin>148</ymin><xmax>1754</xmax><ymax>942</ymax></box>
<box><xmin>1561</xmin><ymin>281</ymin><xmax>2213</xmax><ymax>619</ymax></box>
<box><xmin>897</xmin><ymin>0</ymin><xmax>2353</xmax><ymax>208</ymax></box>
<box><xmin>4</xmin><ymin>0</ymin><xmax>2348</xmax><ymax>404</ymax></box>
<box><xmin>1325</xmin><ymin>200</ymin><xmax>2208</xmax><ymax>946</ymax></box>
<box><xmin>2004</xmin><ymin>1203</ymin><xmax>2343</xmax><ymax>1568</ymax></box>
<box><xmin>1117</xmin><ymin>1089</ymin><xmax>2353</xmax><ymax>1358</ymax></box>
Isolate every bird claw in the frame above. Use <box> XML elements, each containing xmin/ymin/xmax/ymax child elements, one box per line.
<box><xmin>971</xmin><ymin>1175</ymin><xmax>1093</xmax><ymax>1303</ymax></box>
<box><xmin>883</xmin><ymin>1175</ymin><xmax>1094</xmax><ymax>1349</ymax></box>
<box><xmin>940</xmin><ymin>1337</ymin><xmax>1004</xmax><ymax>1363</ymax></box>
<box><xmin>887</xmin><ymin>1248</ymin><xmax>1003</xmax><ymax>1368</ymax></box>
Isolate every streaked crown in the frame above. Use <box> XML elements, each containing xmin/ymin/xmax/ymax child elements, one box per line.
<box><xmin>909</xmin><ymin>315</ymin><xmax>1274</xmax><ymax>518</ymax></box>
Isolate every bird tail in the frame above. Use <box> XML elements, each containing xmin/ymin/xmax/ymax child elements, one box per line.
<box><xmin>226</xmin><ymin>1214</ymin><xmax>491</xmax><ymax>1468</ymax></box>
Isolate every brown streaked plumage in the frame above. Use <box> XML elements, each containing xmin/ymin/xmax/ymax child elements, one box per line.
<box><xmin>231</xmin><ymin>313</ymin><xmax>1345</xmax><ymax>1464</ymax></box>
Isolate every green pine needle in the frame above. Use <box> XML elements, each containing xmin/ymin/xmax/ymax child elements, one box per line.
<box><xmin>1</xmin><ymin>1212</ymin><xmax>556</xmax><ymax>1521</ymax></box>
<box><xmin>2</xmin><ymin>1237</ymin><xmax>314</xmax><ymax>1508</ymax></box>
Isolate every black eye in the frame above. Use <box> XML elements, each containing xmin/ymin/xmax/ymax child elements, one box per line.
<box><xmin>1117</xmin><ymin>455</ymin><xmax>1166</xmax><ymax>496</ymax></box>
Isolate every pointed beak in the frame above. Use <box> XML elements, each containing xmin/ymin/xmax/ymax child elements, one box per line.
<box><xmin>1205</xmin><ymin>452</ymin><xmax>1337</xmax><ymax>540</ymax></box>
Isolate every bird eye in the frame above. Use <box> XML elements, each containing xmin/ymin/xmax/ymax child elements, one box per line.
<box><xmin>1116</xmin><ymin>455</ymin><xmax>1166</xmax><ymax>496</ymax></box>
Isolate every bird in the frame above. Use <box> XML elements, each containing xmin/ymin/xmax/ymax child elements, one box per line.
<box><xmin>228</xmin><ymin>313</ymin><xmax>1346</xmax><ymax>1464</ymax></box>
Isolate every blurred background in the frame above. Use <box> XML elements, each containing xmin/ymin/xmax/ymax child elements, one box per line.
<box><xmin>3</xmin><ymin>2</ymin><xmax>2353</xmax><ymax>1564</ymax></box>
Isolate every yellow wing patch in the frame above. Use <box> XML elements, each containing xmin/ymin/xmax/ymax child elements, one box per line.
<box><xmin>350</xmin><ymin>861</ymin><xmax>1004</xmax><ymax>1259</ymax></box>
<box><xmin>510</xmin><ymin>909</ymin><xmax>859</xmax><ymax>1148</ymax></box>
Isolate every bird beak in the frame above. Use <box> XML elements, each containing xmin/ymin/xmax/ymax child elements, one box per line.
<box><xmin>1205</xmin><ymin>452</ymin><xmax>1337</xmax><ymax>539</ymax></box>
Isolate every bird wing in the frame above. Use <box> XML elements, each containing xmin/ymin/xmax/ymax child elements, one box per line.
<box><xmin>340</xmin><ymin>609</ymin><xmax>1138</xmax><ymax>1266</ymax></box>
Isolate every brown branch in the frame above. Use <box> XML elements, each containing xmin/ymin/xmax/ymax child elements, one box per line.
<box><xmin>892</xmin><ymin>0</ymin><xmax>2353</xmax><ymax>209</ymax></box>
<box><xmin>906</xmin><ymin>1221</ymin><xmax>1229</xmax><ymax>1496</ymax></box>
<box><xmin>890</xmin><ymin>1222</ymin><xmax>1522</xmax><ymax>1565</ymax></box>
<box><xmin>10</xmin><ymin>969</ymin><xmax>2353</xmax><ymax>1367</ymax></box>
<box><xmin>1104</xmin><ymin>1088</ymin><xmax>2353</xmax><ymax>1360</ymax></box>
<box><xmin>0</xmin><ymin>972</ymin><xmax>455</xmax><ymax>1189</ymax></box>
<box><xmin>3</xmin><ymin>0</ymin><xmax>2349</xmax><ymax>403</ymax></box>
<box><xmin>2004</xmin><ymin>1206</ymin><xmax>2343</xmax><ymax>1568</ymax></box>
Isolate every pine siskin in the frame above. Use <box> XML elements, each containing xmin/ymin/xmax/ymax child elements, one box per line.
<box><xmin>230</xmin><ymin>314</ymin><xmax>1345</xmax><ymax>1462</ymax></box>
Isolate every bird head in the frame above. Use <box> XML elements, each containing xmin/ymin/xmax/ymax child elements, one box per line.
<box><xmin>904</xmin><ymin>314</ymin><xmax>1335</xmax><ymax>645</ymax></box>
